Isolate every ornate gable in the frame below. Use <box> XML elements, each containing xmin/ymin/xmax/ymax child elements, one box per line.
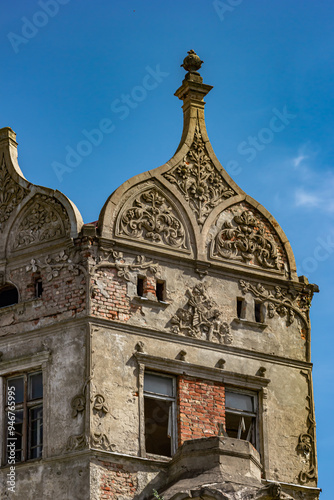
<box><xmin>0</xmin><ymin>127</ymin><xmax>83</xmax><ymax>260</ymax></box>
<box><xmin>163</xmin><ymin>123</ymin><xmax>236</xmax><ymax>227</ymax></box>
<box><xmin>98</xmin><ymin>51</ymin><xmax>296</xmax><ymax>278</ymax></box>
<box><xmin>0</xmin><ymin>155</ymin><xmax>28</xmax><ymax>232</ymax></box>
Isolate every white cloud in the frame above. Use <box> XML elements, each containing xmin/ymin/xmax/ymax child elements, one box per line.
<box><xmin>293</xmin><ymin>154</ymin><xmax>308</xmax><ymax>168</ymax></box>
<box><xmin>295</xmin><ymin>189</ymin><xmax>321</xmax><ymax>207</ymax></box>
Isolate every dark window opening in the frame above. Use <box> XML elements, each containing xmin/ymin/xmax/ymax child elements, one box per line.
<box><xmin>137</xmin><ymin>276</ymin><xmax>145</xmax><ymax>297</ymax></box>
<box><xmin>144</xmin><ymin>398</ymin><xmax>171</xmax><ymax>457</ymax></box>
<box><xmin>225</xmin><ymin>390</ymin><xmax>257</xmax><ymax>449</ymax></box>
<box><xmin>0</xmin><ymin>284</ymin><xmax>18</xmax><ymax>309</ymax></box>
<box><xmin>35</xmin><ymin>279</ymin><xmax>43</xmax><ymax>298</ymax></box>
<box><xmin>156</xmin><ymin>281</ymin><xmax>165</xmax><ymax>302</ymax></box>
<box><xmin>254</xmin><ymin>302</ymin><xmax>264</xmax><ymax>323</ymax></box>
<box><xmin>144</xmin><ymin>372</ymin><xmax>176</xmax><ymax>457</ymax></box>
<box><xmin>5</xmin><ymin>371</ymin><xmax>43</xmax><ymax>463</ymax></box>
<box><xmin>237</xmin><ymin>298</ymin><xmax>244</xmax><ymax>319</ymax></box>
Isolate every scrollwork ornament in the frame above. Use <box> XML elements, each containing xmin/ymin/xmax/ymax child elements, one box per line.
<box><xmin>12</xmin><ymin>194</ymin><xmax>70</xmax><ymax>249</ymax></box>
<box><xmin>239</xmin><ymin>280</ymin><xmax>309</xmax><ymax>327</ymax></box>
<box><xmin>163</xmin><ymin>123</ymin><xmax>235</xmax><ymax>226</ymax></box>
<box><xmin>297</xmin><ymin>370</ymin><xmax>317</xmax><ymax>484</ymax></box>
<box><xmin>71</xmin><ymin>394</ymin><xmax>85</xmax><ymax>418</ymax></box>
<box><xmin>66</xmin><ymin>433</ymin><xmax>88</xmax><ymax>451</ymax></box>
<box><xmin>90</xmin><ymin>432</ymin><xmax>115</xmax><ymax>451</ymax></box>
<box><xmin>119</xmin><ymin>189</ymin><xmax>188</xmax><ymax>249</ymax></box>
<box><xmin>92</xmin><ymin>394</ymin><xmax>109</xmax><ymax>416</ymax></box>
<box><xmin>213</xmin><ymin>210</ymin><xmax>280</xmax><ymax>269</ymax></box>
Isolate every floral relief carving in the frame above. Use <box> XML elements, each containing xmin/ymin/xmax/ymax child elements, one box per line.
<box><xmin>163</xmin><ymin>123</ymin><xmax>235</xmax><ymax>226</ymax></box>
<box><xmin>239</xmin><ymin>280</ymin><xmax>311</xmax><ymax>327</ymax></box>
<box><xmin>12</xmin><ymin>194</ymin><xmax>70</xmax><ymax>250</ymax></box>
<box><xmin>66</xmin><ymin>433</ymin><xmax>88</xmax><ymax>451</ymax></box>
<box><xmin>119</xmin><ymin>189</ymin><xmax>188</xmax><ymax>249</ymax></box>
<box><xmin>71</xmin><ymin>394</ymin><xmax>86</xmax><ymax>418</ymax></box>
<box><xmin>170</xmin><ymin>283</ymin><xmax>232</xmax><ymax>344</ymax></box>
<box><xmin>95</xmin><ymin>250</ymin><xmax>160</xmax><ymax>282</ymax></box>
<box><xmin>0</xmin><ymin>157</ymin><xmax>28</xmax><ymax>231</ymax></box>
<box><xmin>297</xmin><ymin>370</ymin><xmax>317</xmax><ymax>484</ymax></box>
<box><xmin>26</xmin><ymin>250</ymin><xmax>85</xmax><ymax>282</ymax></box>
<box><xmin>213</xmin><ymin>210</ymin><xmax>280</xmax><ymax>270</ymax></box>
<box><xmin>92</xmin><ymin>394</ymin><xmax>109</xmax><ymax>417</ymax></box>
<box><xmin>90</xmin><ymin>432</ymin><xmax>115</xmax><ymax>451</ymax></box>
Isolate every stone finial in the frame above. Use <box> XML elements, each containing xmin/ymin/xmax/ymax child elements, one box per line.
<box><xmin>181</xmin><ymin>50</ymin><xmax>203</xmax><ymax>75</ymax></box>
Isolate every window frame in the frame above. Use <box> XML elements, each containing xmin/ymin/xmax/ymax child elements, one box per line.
<box><xmin>4</xmin><ymin>371</ymin><xmax>43</xmax><ymax>463</ymax></box>
<box><xmin>143</xmin><ymin>371</ymin><xmax>177</xmax><ymax>457</ymax></box>
<box><xmin>224</xmin><ymin>387</ymin><xmax>259</xmax><ymax>450</ymax></box>
<box><xmin>0</xmin><ymin>350</ymin><xmax>50</xmax><ymax>467</ymax></box>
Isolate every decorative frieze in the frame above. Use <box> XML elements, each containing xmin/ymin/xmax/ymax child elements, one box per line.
<box><xmin>118</xmin><ymin>188</ymin><xmax>188</xmax><ymax>249</ymax></box>
<box><xmin>94</xmin><ymin>250</ymin><xmax>160</xmax><ymax>282</ymax></box>
<box><xmin>171</xmin><ymin>283</ymin><xmax>232</xmax><ymax>344</ymax></box>
<box><xmin>0</xmin><ymin>157</ymin><xmax>28</xmax><ymax>231</ymax></box>
<box><xmin>239</xmin><ymin>280</ymin><xmax>310</xmax><ymax>327</ymax></box>
<box><xmin>26</xmin><ymin>250</ymin><xmax>85</xmax><ymax>282</ymax></box>
<box><xmin>213</xmin><ymin>210</ymin><xmax>280</xmax><ymax>270</ymax></box>
<box><xmin>163</xmin><ymin>123</ymin><xmax>235</xmax><ymax>226</ymax></box>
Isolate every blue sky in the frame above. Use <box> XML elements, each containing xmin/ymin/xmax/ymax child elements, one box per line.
<box><xmin>1</xmin><ymin>1</ymin><xmax>333</xmax><ymax>496</ymax></box>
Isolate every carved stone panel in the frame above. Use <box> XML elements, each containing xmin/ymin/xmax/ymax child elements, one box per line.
<box><xmin>170</xmin><ymin>283</ymin><xmax>232</xmax><ymax>344</ymax></box>
<box><xmin>0</xmin><ymin>157</ymin><xmax>28</xmax><ymax>232</ymax></box>
<box><xmin>117</xmin><ymin>188</ymin><xmax>189</xmax><ymax>250</ymax></box>
<box><xmin>210</xmin><ymin>204</ymin><xmax>287</xmax><ymax>272</ymax></box>
<box><xmin>163</xmin><ymin>123</ymin><xmax>236</xmax><ymax>227</ymax></box>
<box><xmin>11</xmin><ymin>194</ymin><xmax>70</xmax><ymax>250</ymax></box>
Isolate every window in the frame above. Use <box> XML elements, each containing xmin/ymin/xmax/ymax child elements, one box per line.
<box><xmin>137</xmin><ymin>276</ymin><xmax>145</xmax><ymax>297</ymax></box>
<box><xmin>254</xmin><ymin>302</ymin><xmax>264</xmax><ymax>323</ymax></box>
<box><xmin>144</xmin><ymin>372</ymin><xmax>176</xmax><ymax>457</ymax></box>
<box><xmin>35</xmin><ymin>278</ymin><xmax>43</xmax><ymax>298</ymax></box>
<box><xmin>4</xmin><ymin>371</ymin><xmax>43</xmax><ymax>462</ymax></box>
<box><xmin>156</xmin><ymin>280</ymin><xmax>165</xmax><ymax>302</ymax></box>
<box><xmin>236</xmin><ymin>298</ymin><xmax>245</xmax><ymax>319</ymax></box>
<box><xmin>0</xmin><ymin>284</ymin><xmax>18</xmax><ymax>309</ymax></box>
<box><xmin>225</xmin><ymin>390</ymin><xmax>257</xmax><ymax>449</ymax></box>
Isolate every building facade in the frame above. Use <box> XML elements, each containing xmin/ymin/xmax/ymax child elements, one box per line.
<box><xmin>0</xmin><ymin>51</ymin><xmax>320</xmax><ymax>499</ymax></box>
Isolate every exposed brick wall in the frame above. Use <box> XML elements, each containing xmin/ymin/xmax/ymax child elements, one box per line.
<box><xmin>4</xmin><ymin>254</ymin><xmax>86</xmax><ymax>333</ymax></box>
<box><xmin>91</xmin><ymin>268</ymin><xmax>138</xmax><ymax>321</ymax></box>
<box><xmin>99</xmin><ymin>462</ymin><xmax>138</xmax><ymax>499</ymax></box>
<box><xmin>178</xmin><ymin>376</ymin><xmax>225</xmax><ymax>446</ymax></box>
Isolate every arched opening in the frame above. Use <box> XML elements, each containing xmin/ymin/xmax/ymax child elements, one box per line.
<box><xmin>0</xmin><ymin>283</ymin><xmax>19</xmax><ymax>308</ymax></box>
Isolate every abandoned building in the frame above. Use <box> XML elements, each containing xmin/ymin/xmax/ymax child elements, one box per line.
<box><xmin>0</xmin><ymin>51</ymin><xmax>321</xmax><ymax>499</ymax></box>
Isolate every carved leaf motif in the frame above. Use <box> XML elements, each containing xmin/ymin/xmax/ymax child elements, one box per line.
<box><xmin>163</xmin><ymin>124</ymin><xmax>235</xmax><ymax>226</ymax></box>
<box><xmin>12</xmin><ymin>194</ymin><xmax>69</xmax><ymax>250</ymax></box>
<box><xmin>119</xmin><ymin>189</ymin><xmax>188</xmax><ymax>249</ymax></box>
<box><xmin>214</xmin><ymin>210</ymin><xmax>280</xmax><ymax>269</ymax></box>
<box><xmin>297</xmin><ymin>370</ymin><xmax>317</xmax><ymax>484</ymax></box>
<box><xmin>66</xmin><ymin>433</ymin><xmax>88</xmax><ymax>451</ymax></box>
<box><xmin>0</xmin><ymin>157</ymin><xmax>27</xmax><ymax>231</ymax></box>
<box><xmin>239</xmin><ymin>279</ymin><xmax>310</xmax><ymax>327</ymax></box>
<box><xmin>170</xmin><ymin>283</ymin><xmax>232</xmax><ymax>344</ymax></box>
<box><xmin>90</xmin><ymin>432</ymin><xmax>115</xmax><ymax>451</ymax></box>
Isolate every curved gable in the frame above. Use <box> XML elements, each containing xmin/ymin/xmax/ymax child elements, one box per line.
<box><xmin>0</xmin><ymin>127</ymin><xmax>83</xmax><ymax>259</ymax></box>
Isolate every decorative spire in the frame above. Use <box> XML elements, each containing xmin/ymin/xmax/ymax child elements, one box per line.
<box><xmin>181</xmin><ymin>50</ymin><xmax>204</xmax><ymax>76</ymax></box>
